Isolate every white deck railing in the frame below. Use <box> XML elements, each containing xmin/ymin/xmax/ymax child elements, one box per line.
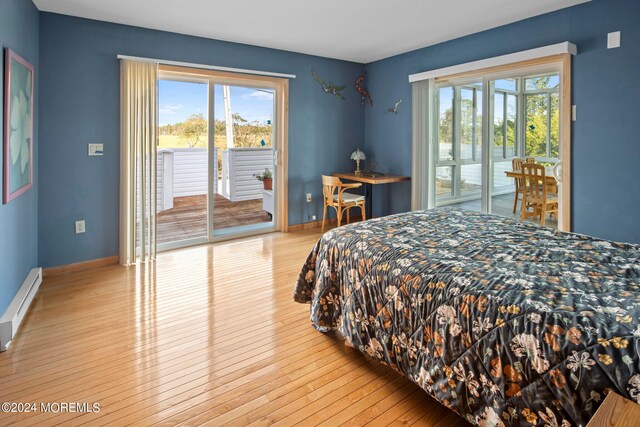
<box><xmin>158</xmin><ymin>147</ymin><xmax>272</xmax><ymax>212</ymax></box>
<box><xmin>220</xmin><ymin>147</ymin><xmax>273</xmax><ymax>202</ymax></box>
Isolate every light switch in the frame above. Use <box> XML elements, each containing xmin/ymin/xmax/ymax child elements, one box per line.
<box><xmin>88</xmin><ymin>143</ymin><xmax>104</xmax><ymax>156</ymax></box>
<box><xmin>607</xmin><ymin>31</ymin><xmax>621</xmax><ymax>49</ymax></box>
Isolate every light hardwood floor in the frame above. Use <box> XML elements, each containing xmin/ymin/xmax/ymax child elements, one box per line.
<box><xmin>0</xmin><ymin>231</ymin><xmax>467</xmax><ymax>426</ymax></box>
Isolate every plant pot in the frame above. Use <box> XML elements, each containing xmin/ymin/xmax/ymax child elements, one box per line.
<box><xmin>263</xmin><ymin>178</ymin><xmax>273</xmax><ymax>190</ymax></box>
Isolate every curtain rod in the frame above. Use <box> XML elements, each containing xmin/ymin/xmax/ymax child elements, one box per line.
<box><xmin>117</xmin><ymin>55</ymin><xmax>296</xmax><ymax>79</ymax></box>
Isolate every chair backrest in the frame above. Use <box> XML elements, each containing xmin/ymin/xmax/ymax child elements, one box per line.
<box><xmin>522</xmin><ymin>163</ymin><xmax>547</xmax><ymax>205</ymax></box>
<box><xmin>525</xmin><ymin>156</ymin><xmax>536</xmax><ymax>164</ymax></box>
<box><xmin>322</xmin><ymin>175</ymin><xmax>342</xmax><ymax>204</ymax></box>
<box><xmin>512</xmin><ymin>158</ymin><xmax>525</xmax><ymax>190</ymax></box>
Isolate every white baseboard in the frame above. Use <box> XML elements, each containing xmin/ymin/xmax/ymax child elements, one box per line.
<box><xmin>0</xmin><ymin>268</ymin><xmax>42</xmax><ymax>352</ymax></box>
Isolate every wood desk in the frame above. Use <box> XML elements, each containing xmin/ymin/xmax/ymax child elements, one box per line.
<box><xmin>505</xmin><ymin>170</ymin><xmax>558</xmax><ymax>194</ymax></box>
<box><xmin>333</xmin><ymin>172</ymin><xmax>410</xmax><ymax>220</ymax></box>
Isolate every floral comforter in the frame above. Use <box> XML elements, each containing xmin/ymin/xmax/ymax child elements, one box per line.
<box><xmin>293</xmin><ymin>209</ymin><xmax>640</xmax><ymax>426</ymax></box>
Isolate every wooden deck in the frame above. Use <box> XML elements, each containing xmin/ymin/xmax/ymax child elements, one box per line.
<box><xmin>0</xmin><ymin>231</ymin><xmax>467</xmax><ymax>426</ymax></box>
<box><xmin>157</xmin><ymin>195</ymin><xmax>272</xmax><ymax>245</ymax></box>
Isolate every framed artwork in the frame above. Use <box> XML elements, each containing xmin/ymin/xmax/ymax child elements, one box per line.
<box><xmin>3</xmin><ymin>48</ymin><xmax>34</xmax><ymax>204</ymax></box>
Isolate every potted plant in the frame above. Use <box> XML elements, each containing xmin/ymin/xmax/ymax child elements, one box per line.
<box><xmin>254</xmin><ymin>168</ymin><xmax>273</xmax><ymax>190</ymax></box>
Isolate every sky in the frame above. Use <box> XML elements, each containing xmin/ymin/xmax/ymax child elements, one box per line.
<box><xmin>158</xmin><ymin>79</ymin><xmax>274</xmax><ymax>126</ymax></box>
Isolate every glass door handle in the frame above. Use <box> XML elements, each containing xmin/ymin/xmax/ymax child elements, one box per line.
<box><xmin>273</xmin><ymin>150</ymin><xmax>280</xmax><ymax>167</ymax></box>
<box><xmin>553</xmin><ymin>161</ymin><xmax>562</xmax><ymax>183</ymax></box>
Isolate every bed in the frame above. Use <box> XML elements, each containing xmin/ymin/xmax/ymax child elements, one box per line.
<box><xmin>294</xmin><ymin>209</ymin><xmax>640</xmax><ymax>426</ymax></box>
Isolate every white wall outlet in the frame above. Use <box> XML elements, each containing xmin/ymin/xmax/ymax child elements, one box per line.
<box><xmin>607</xmin><ymin>31</ymin><xmax>621</xmax><ymax>49</ymax></box>
<box><xmin>88</xmin><ymin>143</ymin><xmax>104</xmax><ymax>156</ymax></box>
<box><xmin>75</xmin><ymin>220</ymin><xmax>86</xmax><ymax>234</ymax></box>
<box><xmin>311</xmin><ymin>215</ymin><xmax>317</xmax><ymax>221</ymax></box>
<box><xmin>572</xmin><ymin>105</ymin><xmax>577</xmax><ymax>121</ymax></box>
<box><xmin>306</xmin><ymin>193</ymin><xmax>312</xmax><ymax>203</ymax></box>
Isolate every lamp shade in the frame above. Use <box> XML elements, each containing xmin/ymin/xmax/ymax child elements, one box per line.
<box><xmin>350</xmin><ymin>148</ymin><xmax>366</xmax><ymax>161</ymax></box>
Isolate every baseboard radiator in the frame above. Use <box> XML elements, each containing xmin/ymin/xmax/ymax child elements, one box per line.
<box><xmin>0</xmin><ymin>268</ymin><xmax>42</xmax><ymax>352</ymax></box>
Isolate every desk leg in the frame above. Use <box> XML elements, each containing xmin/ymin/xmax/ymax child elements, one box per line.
<box><xmin>365</xmin><ymin>183</ymin><xmax>372</xmax><ymax>220</ymax></box>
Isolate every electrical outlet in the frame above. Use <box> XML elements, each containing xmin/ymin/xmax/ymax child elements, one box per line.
<box><xmin>75</xmin><ymin>220</ymin><xmax>86</xmax><ymax>234</ymax></box>
<box><xmin>306</xmin><ymin>193</ymin><xmax>312</xmax><ymax>203</ymax></box>
<box><xmin>311</xmin><ymin>215</ymin><xmax>317</xmax><ymax>221</ymax></box>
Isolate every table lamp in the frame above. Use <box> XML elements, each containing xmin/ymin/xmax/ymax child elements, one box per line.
<box><xmin>350</xmin><ymin>148</ymin><xmax>366</xmax><ymax>175</ymax></box>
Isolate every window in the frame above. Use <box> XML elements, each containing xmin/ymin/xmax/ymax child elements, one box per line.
<box><xmin>492</xmin><ymin>86</ymin><xmax>518</xmax><ymax>160</ymax></box>
<box><xmin>524</xmin><ymin>74</ymin><xmax>560</xmax><ymax>161</ymax></box>
<box><xmin>433</xmin><ymin>72</ymin><xmax>561</xmax><ymax>208</ymax></box>
<box><xmin>435</xmin><ymin>82</ymin><xmax>483</xmax><ymax>204</ymax></box>
<box><xmin>437</xmin><ymin>87</ymin><xmax>454</xmax><ymax>162</ymax></box>
<box><xmin>412</xmin><ymin>48</ymin><xmax>571</xmax><ymax>231</ymax></box>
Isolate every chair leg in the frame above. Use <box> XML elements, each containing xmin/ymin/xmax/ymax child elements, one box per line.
<box><xmin>321</xmin><ymin>204</ymin><xmax>327</xmax><ymax>232</ymax></box>
<box><xmin>513</xmin><ymin>190</ymin><xmax>519</xmax><ymax>213</ymax></box>
<box><xmin>337</xmin><ymin>206</ymin><xmax>342</xmax><ymax>228</ymax></box>
<box><xmin>361</xmin><ymin>203</ymin><xmax>366</xmax><ymax>221</ymax></box>
<box><xmin>346</xmin><ymin>207</ymin><xmax>350</xmax><ymax>224</ymax></box>
<box><xmin>540</xmin><ymin>205</ymin><xmax>547</xmax><ymax>226</ymax></box>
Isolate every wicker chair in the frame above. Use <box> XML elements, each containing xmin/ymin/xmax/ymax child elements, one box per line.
<box><xmin>321</xmin><ymin>175</ymin><xmax>366</xmax><ymax>232</ymax></box>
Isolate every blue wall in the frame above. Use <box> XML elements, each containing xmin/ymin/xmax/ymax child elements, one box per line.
<box><xmin>0</xmin><ymin>0</ymin><xmax>39</xmax><ymax>314</ymax></box>
<box><xmin>38</xmin><ymin>13</ymin><xmax>364</xmax><ymax>268</ymax></box>
<box><xmin>34</xmin><ymin>0</ymin><xmax>640</xmax><ymax>270</ymax></box>
<box><xmin>364</xmin><ymin>0</ymin><xmax>640</xmax><ymax>243</ymax></box>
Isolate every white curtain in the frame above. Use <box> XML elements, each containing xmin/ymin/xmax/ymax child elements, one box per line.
<box><xmin>119</xmin><ymin>60</ymin><xmax>158</xmax><ymax>265</ymax></box>
<box><xmin>411</xmin><ymin>78</ymin><xmax>435</xmax><ymax>211</ymax></box>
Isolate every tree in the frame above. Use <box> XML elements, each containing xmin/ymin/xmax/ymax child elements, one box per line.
<box><xmin>231</xmin><ymin>113</ymin><xmax>273</xmax><ymax>148</ymax></box>
<box><xmin>161</xmin><ymin>112</ymin><xmax>272</xmax><ymax>149</ymax></box>
<box><xmin>437</xmin><ymin>77</ymin><xmax>559</xmax><ymax>161</ymax></box>
<box><xmin>179</xmin><ymin>113</ymin><xmax>208</xmax><ymax>148</ymax></box>
<box><xmin>159</xmin><ymin>123</ymin><xmax>181</xmax><ymax>136</ymax></box>
<box><xmin>493</xmin><ymin>94</ymin><xmax>516</xmax><ymax>158</ymax></box>
<box><xmin>438</xmin><ymin>96</ymin><xmax>477</xmax><ymax>159</ymax></box>
<box><xmin>524</xmin><ymin>80</ymin><xmax>559</xmax><ymax>158</ymax></box>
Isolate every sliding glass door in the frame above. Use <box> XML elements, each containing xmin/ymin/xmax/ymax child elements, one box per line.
<box><xmin>156</xmin><ymin>78</ymin><xmax>210</xmax><ymax>248</ymax></box>
<box><xmin>432</xmin><ymin>69</ymin><xmax>564</xmax><ymax>229</ymax></box>
<box><xmin>155</xmin><ymin>71</ymin><xmax>281</xmax><ymax>251</ymax></box>
<box><xmin>212</xmin><ymin>83</ymin><xmax>275</xmax><ymax>236</ymax></box>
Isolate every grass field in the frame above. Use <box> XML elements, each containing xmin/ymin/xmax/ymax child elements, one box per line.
<box><xmin>159</xmin><ymin>135</ymin><xmax>228</xmax><ymax>150</ymax></box>
<box><xmin>159</xmin><ymin>134</ymin><xmax>271</xmax><ymax>150</ymax></box>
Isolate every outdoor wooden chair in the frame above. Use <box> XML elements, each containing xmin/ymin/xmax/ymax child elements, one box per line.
<box><xmin>521</xmin><ymin>163</ymin><xmax>558</xmax><ymax>226</ymax></box>
<box><xmin>525</xmin><ymin>156</ymin><xmax>536</xmax><ymax>164</ymax></box>
<box><xmin>321</xmin><ymin>175</ymin><xmax>366</xmax><ymax>232</ymax></box>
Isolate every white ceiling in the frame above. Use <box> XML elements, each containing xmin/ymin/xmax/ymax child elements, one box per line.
<box><xmin>33</xmin><ymin>0</ymin><xmax>589</xmax><ymax>63</ymax></box>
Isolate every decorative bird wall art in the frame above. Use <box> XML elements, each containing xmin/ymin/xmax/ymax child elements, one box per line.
<box><xmin>355</xmin><ymin>69</ymin><xmax>373</xmax><ymax>107</ymax></box>
<box><xmin>312</xmin><ymin>68</ymin><xmax>346</xmax><ymax>100</ymax></box>
<box><xmin>385</xmin><ymin>98</ymin><xmax>403</xmax><ymax>115</ymax></box>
